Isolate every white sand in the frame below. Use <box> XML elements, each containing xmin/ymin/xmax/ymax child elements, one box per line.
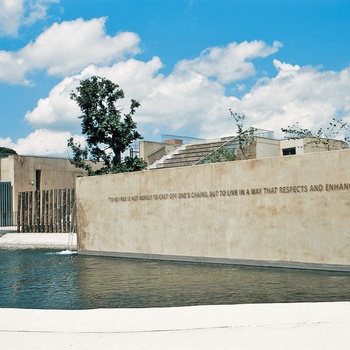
<box><xmin>1</xmin><ymin>233</ymin><xmax>349</xmax><ymax>349</ymax></box>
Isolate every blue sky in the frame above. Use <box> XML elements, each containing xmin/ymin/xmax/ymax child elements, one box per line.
<box><xmin>1</xmin><ymin>0</ymin><xmax>350</xmax><ymax>156</ymax></box>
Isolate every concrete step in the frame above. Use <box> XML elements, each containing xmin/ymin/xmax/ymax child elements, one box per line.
<box><xmin>156</xmin><ymin>161</ymin><xmax>195</xmax><ymax>169</ymax></box>
<box><xmin>185</xmin><ymin>141</ymin><xmax>226</xmax><ymax>150</ymax></box>
<box><xmin>152</xmin><ymin>140</ymin><xmax>230</xmax><ymax>169</ymax></box>
<box><xmin>161</xmin><ymin>157</ymin><xmax>201</xmax><ymax>165</ymax></box>
<box><xmin>166</xmin><ymin>151</ymin><xmax>215</xmax><ymax>160</ymax></box>
<box><xmin>172</xmin><ymin>147</ymin><xmax>223</xmax><ymax>157</ymax></box>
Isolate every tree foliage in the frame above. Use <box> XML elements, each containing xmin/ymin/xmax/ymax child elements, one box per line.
<box><xmin>206</xmin><ymin>147</ymin><xmax>237</xmax><ymax>163</ymax></box>
<box><xmin>68</xmin><ymin>76</ymin><xmax>147</xmax><ymax>175</ymax></box>
<box><xmin>205</xmin><ymin>111</ymin><xmax>255</xmax><ymax>164</ymax></box>
<box><xmin>0</xmin><ymin>147</ymin><xmax>17</xmax><ymax>157</ymax></box>
<box><xmin>205</xmin><ymin>112</ymin><xmax>350</xmax><ymax>166</ymax></box>
<box><xmin>229</xmin><ymin>110</ymin><xmax>256</xmax><ymax>159</ymax></box>
<box><xmin>281</xmin><ymin>118</ymin><xmax>350</xmax><ymax>150</ymax></box>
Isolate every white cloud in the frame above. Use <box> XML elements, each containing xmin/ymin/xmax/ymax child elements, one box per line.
<box><xmin>0</xmin><ymin>17</ymin><xmax>141</xmax><ymax>84</ymax></box>
<box><xmin>13</xmin><ymin>129</ymin><xmax>85</xmax><ymax>157</ymax></box>
<box><xmin>174</xmin><ymin>40</ymin><xmax>282</xmax><ymax>84</ymax></box>
<box><xmin>25</xmin><ymin>57</ymin><xmax>164</xmax><ymax>129</ymax></box>
<box><xmin>0</xmin><ymin>136</ymin><xmax>16</xmax><ymax>149</ymax></box>
<box><xmin>0</xmin><ymin>50</ymin><xmax>29</xmax><ymax>84</ymax></box>
<box><xmin>25</xmin><ymin>40</ymin><xmax>278</xmax><ymax>141</ymax></box>
<box><xmin>0</xmin><ymin>0</ymin><xmax>24</xmax><ymax>37</ymax></box>
<box><xmin>25</xmin><ymin>75</ymin><xmax>81</xmax><ymax>128</ymax></box>
<box><xmin>19</xmin><ymin>38</ymin><xmax>350</xmax><ymax>156</ymax></box>
<box><xmin>24</xmin><ymin>56</ymin><xmax>239</xmax><ymax>139</ymax></box>
<box><xmin>23</xmin><ymin>0</ymin><xmax>59</xmax><ymax>26</ymax></box>
<box><xmin>238</xmin><ymin>61</ymin><xmax>350</xmax><ymax>138</ymax></box>
<box><xmin>0</xmin><ymin>0</ymin><xmax>59</xmax><ymax>37</ymax></box>
<box><xmin>273</xmin><ymin>59</ymin><xmax>300</xmax><ymax>76</ymax></box>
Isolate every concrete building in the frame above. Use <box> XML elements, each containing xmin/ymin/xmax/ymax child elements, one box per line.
<box><xmin>0</xmin><ymin>155</ymin><xmax>86</xmax><ymax>215</ymax></box>
<box><xmin>141</xmin><ymin>130</ymin><xmax>347</xmax><ymax>169</ymax></box>
<box><xmin>138</xmin><ymin>140</ymin><xmax>180</xmax><ymax>166</ymax></box>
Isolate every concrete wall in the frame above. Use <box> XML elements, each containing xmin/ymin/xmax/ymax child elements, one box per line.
<box><xmin>280</xmin><ymin>139</ymin><xmax>305</xmax><ymax>155</ymax></box>
<box><xmin>76</xmin><ymin>150</ymin><xmax>350</xmax><ymax>271</ymax></box>
<box><xmin>1</xmin><ymin>155</ymin><xmax>86</xmax><ymax>210</ymax></box>
<box><xmin>0</xmin><ymin>157</ymin><xmax>13</xmax><ymax>185</ymax></box>
<box><xmin>255</xmin><ymin>138</ymin><xmax>280</xmax><ymax>158</ymax></box>
<box><xmin>139</xmin><ymin>141</ymin><xmax>179</xmax><ymax>165</ymax></box>
<box><xmin>280</xmin><ymin>138</ymin><xmax>347</xmax><ymax>156</ymax></box>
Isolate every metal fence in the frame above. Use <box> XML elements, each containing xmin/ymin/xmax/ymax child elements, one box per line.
<box><xmin>0</xmin><ymin>211</ymin><xmax>18</xmax><ymax>232</ymax></box>
<box><xmin>0</xmin><ymin>181</ymin><xmax>13</xmax><ymax>227</ymax></box>
<box><xmin>161</xmin><ymin>134</ymin><xmax>205</xmax><ymax>145</ymax></box>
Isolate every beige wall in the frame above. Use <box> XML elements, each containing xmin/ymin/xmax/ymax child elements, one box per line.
<box><xmin>139</xmin><ymin>141</ymin><xmax>179</xmax><ymax>165</ymax></box>
<box><xmin>280</xmin><ymin>139</ymin><xmax>305</xmax><ymax>155</ymax></box>
<box><xmin>280</xmin><ymin>138</ymin><xmax>347</xmax><ymax>156</ymax></box>
<box><xmin>0</xmin><ymin>157</ymin><xmax>14</xmax><ymax>184</ymax></box>
<box><xmin>1</xmin><ymin>155</ymin><xmax>86</xmax><ymax>210</ymax></box>
<box><xmin>255</xmin><ymin>138</ymin><xmax>280</xmax><ymax>158</ymax></box>
<box><xmin>76</xmin><ymin>150</ymin><xmax>350</xmax><ymax>271</ymax></box>
<box><xmin>303</xmin><ymin>137</ymin><xmax>348</xmax><ymax>153</ymax></box>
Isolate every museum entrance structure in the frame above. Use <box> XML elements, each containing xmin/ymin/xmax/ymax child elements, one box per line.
<box><xmin>76</xmin><ymin>147</ymin><xmax>350</xmax><ymax>271</ymax></box>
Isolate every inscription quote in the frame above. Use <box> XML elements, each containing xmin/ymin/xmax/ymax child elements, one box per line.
<box><xmin>108</xmin><ymin>182</ymin><xmax>350</xmax><ymax>203</ymax></box>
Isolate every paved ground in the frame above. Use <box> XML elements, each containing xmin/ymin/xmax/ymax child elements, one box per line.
<box><xmin>1</xmin><ymin>232</ymin><xmax>350</xmax><ymax>349</ymax></box>
<box><xmin>0</xmin><ymin>232</ymin><xmax>77</xmax><ymax>250</ymax></box>
<box><xmin>1</xmin><ymin>302</ymin><xmax>350</xmax><ymax>349</ymax></box>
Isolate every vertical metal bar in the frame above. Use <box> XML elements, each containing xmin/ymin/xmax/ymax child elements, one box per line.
<box><xmin>70</xmin><ymin>188</ymin><xmax>76</xmax><ymax>233</ymax></box>
<box><xmin>21</xmin><ymin>192</ymin><xmax>25</xmax><ymax>233</ymax></box>
<box><xmin>53</xmin><ymin>189</ymin><xmax>57</xmax><ymax>233</ymax></box>
<box><xmin>66</xmin><ymin>188</ymin><xmax>71</xmax><ymax>233</ymax></box>
<box><xmin>45</xmin><ymin>190</ymin><xmax>49</xmax><ymax>232</ymax></box>
<box><xmin>41</xmin><ymin>190</ymin><xmax>45</xmax><ymax>233</ymax></box>
<box><xmin>0</xmin><ymin>182</ymin><xmax>12</xmax><ymax>227</ymax></box>
<box><xmin>58</xmin><ymin>189</ymin><xmax>62</xmax><ymax>233</ymax></box>
<box><xmin>36</xmin><ymin>190</ymin><xmax>41</xmax><ymax>232</ymax></box>
<box><xmin>17</xmin><ymin>192</ymin><xmax>21</xmax><ymax>232</ymax></box>
<box><xmin>62</xmin><ymin>189</ymin><xmax>67</xmax><ymax>232</ymax></box>
<box><xmin>49</xmin><ymin>190</ymin><xmax>53</xmax><ymax>233</ymax></box>
<box><xmin>23</xmin><ymin>192</ymin><xmax>28</xmax><ymax>233</ymax></box>
<box><xmin>28</xmin><ymin>191</ymin><xmax>33</xmax><ymax>233</ymax></box>
<box><xmin>34</xmin><ymin>191</ymin><xmax>38</xmax><ymax>232</ymax></box>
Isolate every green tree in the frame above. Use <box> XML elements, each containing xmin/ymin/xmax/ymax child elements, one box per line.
<box><xmin>281</xmin><ymin>118</ymin><xmax>350</xmax><ymax>150</ymax></box>
<box><xmin>0</xmin><ymin>147</ymin><xmax>17</xmax><ymax>157</ymax></box>
<box><xmin>203</xmin><ymin>111</ymin><xmax>255</xmax><ymax>164</ymax></box>
<box><xmin>206</xmin><ymin>146</ymin><xmax>237</xmax><ymax>163</ymax></box>
<box><xmin>68</xmin><ymin>76</ymin><xmax>147</xmax><ymax>175</ymax></box>
<box><xmin>229</xmin><ymin>110</ymin><xmax>256</xmax><ymax>159</ymax></box>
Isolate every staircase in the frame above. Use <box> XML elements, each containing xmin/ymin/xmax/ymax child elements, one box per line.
<box><xmin>149</xmin><ymin>139</ymin><xmax>227</xmax><ymax>169</ymax></box>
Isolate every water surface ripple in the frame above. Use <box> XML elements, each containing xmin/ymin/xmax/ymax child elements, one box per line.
<box><xmin>1</xmin><ymin>249</ymin><xmax>350</xmax><ymax>309</ymax></box>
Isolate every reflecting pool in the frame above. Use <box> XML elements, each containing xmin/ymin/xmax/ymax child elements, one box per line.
<box><xmin>1</xmin><ymin>249</ymin><xmax>350</xmax><ymax>310</ymax></box>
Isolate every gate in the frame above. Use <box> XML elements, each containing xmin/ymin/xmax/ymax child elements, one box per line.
<box><xmin>0</xmin><ymin>181</ymin><xmax>13</xmax><ymax>227</ymax></box>
<box><xmin>17</xmin><ymin>188</ymin><xmax>76</xmax><ymax>233</ymax></box>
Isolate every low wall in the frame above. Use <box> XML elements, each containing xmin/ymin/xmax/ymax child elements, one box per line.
<box><xmin>76</xmin><ymin>150</ymin><xmax>350</xmax><ymax>271</ymax></box>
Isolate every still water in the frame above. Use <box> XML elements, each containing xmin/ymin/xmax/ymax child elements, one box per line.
<box><xmin>1</xmin><ymin>249</ymin><xmax>350</xmax><ymax>310</ymax></box>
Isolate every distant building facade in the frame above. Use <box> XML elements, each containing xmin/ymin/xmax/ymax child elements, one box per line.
<box><xmin>141</xmin><ymin>130</ymin><xmax>348</xmax><ymax>169</ymax></box>
<box><xmin>0</xmin><ymin>155</ymin><xmax>86</xmax><ymax>214</ymax></box>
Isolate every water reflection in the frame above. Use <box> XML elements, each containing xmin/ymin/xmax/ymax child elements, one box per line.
<box><xmin>0</xmin><ymin>249</ymin><xmax>78</xmax><ymax>309</ymax></box>
<box><xmin>1</xmin><ymin>249</ymin><xmax>350</xmax><ymax>309</ymax></box>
